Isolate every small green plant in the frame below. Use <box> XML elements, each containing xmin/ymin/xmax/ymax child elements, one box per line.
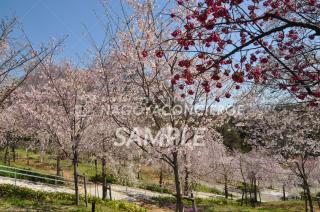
<box><xmin>236</xmin><ymin>182</ymin><xmax>260</xmax><ymax>194</ymax></box>
<box><xmin>191</xmin><ymin>183</ymin><xmax>224</xmax><ymax>195</ymax></box>
<box><xmin>90</xmin><ymin>173</ymin><xmax>118</xmax><ymax>184</ymax></box>
<box><xmin>138</xmin><ymin>183</ymin><xmax>172</xmax><ymax>194</ymax></box>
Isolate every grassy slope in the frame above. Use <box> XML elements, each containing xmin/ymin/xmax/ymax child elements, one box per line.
<box><xmin>0</xmin><ymin>196</ymin><xmax>307</xmax><ymax>212</ymax></box>
<box><xmin>212</xmin><ymin>201</ymin><xmax>305</xmax><ymax>212</ymax></box>
<box><xmin>152</xmin><ymin>196</ymin><xmax>306</xmax><ymax>212</ymax></box>
<box><xmin>0</xmin><ymin>149</ymin><xmax>102</xmax><ymax>181</ymax></box>
<box><xmin>0</xmin><ymin>184</ymin><xmax>146</xmax><ymax>212</ymax></box>
<box><xmin>0</xmin><ymin>149</ymin><xmax>174</xmax><ymax>190</ymax></box>
<box><xmin>0</xmin><ymin>197</ymin><xmax>117</xmax><ymax>212</ymax></box>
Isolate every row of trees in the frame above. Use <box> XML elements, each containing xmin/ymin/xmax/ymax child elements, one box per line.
<box><xmin>0</xmin><ymin>0</ymin><xmax>319</xmax><ymax>212</ymax></box>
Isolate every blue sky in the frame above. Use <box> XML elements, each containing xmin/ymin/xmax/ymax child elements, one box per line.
<box><xmin>0</xmin><ymin>0</ymin><xmax>124</xmax><ymax>65</ymax></box>
<box><xmin>0</xmin><ymin>0</ymin><xmax>238</xmax><ymax>107</ymax></box>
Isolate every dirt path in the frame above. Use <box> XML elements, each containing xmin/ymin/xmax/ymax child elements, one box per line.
<box><xmin>0</xmin><ymin>175</ymin><xmax>292</xmax><ymax>203</ymax></box>
<box><xmin>0</xmin><ymin>175</ymin><xmax>171</xmax><ymax>201</ymax></box>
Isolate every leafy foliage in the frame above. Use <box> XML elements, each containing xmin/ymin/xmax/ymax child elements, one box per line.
<box><xmin>218</xmin><ymin>121</ymin><xmax>251</xmax><ymax>153</ymax></box>
<box><xmin>138</xmin><ymin>183</ymin><xmax>172</xmax><ymax>194</ymax></box>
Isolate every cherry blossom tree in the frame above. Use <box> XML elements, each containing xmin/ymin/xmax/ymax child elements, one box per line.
<box><xmin>15</xmin><ymin>62</ymin><xmax>101</xmax><ymax>205</ymax></box>
<box><xmin>83</xmin><ymin>122</ymin><xmax>115</xmax><ymax>200</ymax></box>
<box><xmin>97</xmin><ymin>1</ymin><xmax>227</xmax><ymax>211</ymax></box>
<box><xmin>188</xmin><ymin>140</ymin><xmax>236</xmax><ymax>197</ymax></box>
<box><xmin>237</xmin><ymin>107</ymin><xmax>320</xmax><ymax>211</ymax></box>
<box><xmin>0</xmin><ymin>17</ymin><xmax>63</xmax><ymax>106</ymax></box>
<box><xmin>169</xmin><ymin>0</ymin><xmax>320</xmax><ymax>105</ymax></box>
<box><xmin>0</xmin><ymin>104</ymin><xmax>30</xmax><ymax>165</ymax></box>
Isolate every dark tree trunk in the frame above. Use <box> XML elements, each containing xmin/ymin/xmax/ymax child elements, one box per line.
<box><xmin>159</xmin><ymin>166</ymin><xmax>163</xmax><ymax>188</ymax></box>
<box><xmin>299</xmin><ymin>160</ymin><xmax>313</xmax><ymax>212</ymax></box>
<box><xmin>11</xmin><ymin>145</ymin><xmax>16</xmax><ymax>162</ymax></box>
<box><xmin>249</xmin><ymin>178</ymin><xmax>253</xmax><ymax>207</ymax></box>
<box><xmin>102</xmin><ymin>156</ymin><xmax>108</xmax><ymax>200</ymax></box>
<box><xmin>239</xmin><ymin>159</ymin><xmax>247</xmax><ymax>206</ymax></box>
<box><xmin>56</xmin><ymin>154</ymin><xmax>62</xmax><ymax>176</ymax></box>
<box><xmin>4</xmin><ymin>146</ymin><xmax>10</xmax><ymax>165</ymax></box>
<box><xmin>73</xmin><ymin>150</ymin><xmax>79</xmax><ymax>205</ymax></box>
<box><xmin>282</xmin><ymin>184</ymin><xmax>286</xmax><ymax>201</ymax></box>
<box><xmin>305</xmin><ymin>182</ymin><xmax>313</xmax><ymax>212</ymax></box>
<box><xmin>303</xmin><ymin>188</ymin><xmax>308</xmax><ymax>212</ymax></box>
<box><xmin>241</xmin><ymin>183</ymin><xmax>248</xmax><ymax>206</ymax></box>
<box><xmin>183</xmin><ymin>154</ymin><xmax>189</xmax><ymax>196</ymax></box>
<box><xmin>253</xmin><ymin>177</ymin><xmax>257</xmax><ymax>206</ymax></box>
<box><xmin>183</xmin><ymin>167</ymin><xmax>189</xmax><ymax>196</ymax></box>
<box><xmin>27</xmin><ymin>150</ymin><xmax>30</xmax><ymax>166</ymax></box>
<box><xmin>241</xmin><ymin>190</ymin><xmax>244</xmax><ymax>206</ymax></box>
<box><xmin>173</xmin><ymin>152</ymin><xmax>183</xmax><ymax>212</ymax></box>
<box><xmin>137</xmin><ymin>170</ymin><xmax>140</xmax><ymax>180</ymax></box>
<box><xmin>94</xmin><ymin>159</ymin><xmax>98</xmax><ymax>178</ymax></box>
<box><xmin>224</xmin><ymin>174</ymin><xmax>228</xmax><ymax>199</ymax></box>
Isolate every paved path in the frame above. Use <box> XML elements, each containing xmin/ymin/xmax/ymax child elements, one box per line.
<box><xmin>0</xmin><ymin>175</ymin><xmax>74</xmax><ymax>194</ymax></box>
<box><xmin>198</xmin><ymin>180</ymin><xmax>303</xmax><ymax>202</ymax></box>
<box><xmin>0</xmin><ymin>175</ymin><xmax>170</xmax><ymax>201</ymax></box>
<box><xmin>0</xmin><ymin>175</ymin><xmax>297</xmax><ymax>203</ymax></box>
<box><xmin>85</xmin><ymin>183</ymin><xmax>170</xmax><ymax>201</ymax></box>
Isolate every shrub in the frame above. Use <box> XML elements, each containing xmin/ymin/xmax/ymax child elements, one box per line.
<box><xmin>138</xmin><ymin>183</ymin><xmax>172</xmax><ymax>194</ymax></box>
<box><xmin>90</xmin><ymin>173</ymin><xmax>118</xmax><ymax>184</ymax></box>
<box><xmin>103</xmin><ymin>200</ymin><xmax>146</xmax><ymax>212</ymax></box>
<box><xmin>195</xmin><ymin>197</ymin><xmax>227</xmax><ymax>206</ymax></box>
<box><xmin>151</xmin><ymin>196</ymin><xmax>176</xmax><ymax>207</ymax></box>
<box><xmin>191</xmin><ymin>183</ymin><xmax>224</xmax><ymax>195</ymax></box>
<box><xmin>236</xmin><ymin>182</ymin><xmax>260</xmax><ymax>193</ymax></box>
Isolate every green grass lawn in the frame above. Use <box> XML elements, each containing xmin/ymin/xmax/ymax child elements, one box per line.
<box><xmin>0</xmin><ymin>197</ymin><xmax>119</xmax><ymax>212</ymax></box>
<box><xmin>0</xmin><ymin>149</ymin><xmax>312</xmax><ymax>212</ymax></box>
<box><xmin>210</xmin><ymin>201</ymin><xmax>305</xmax><ymax>212</ymax></box>
<box><xmin>0</xmin><ymin>149</ymin><xmax>173</xmax><ymax>190</ymax></box>
<box><xmin>0</xmin><ymin>149</ymin><xmax>102</xmax><ymax>182</ymax></box>
<box><xmin>152</xmin><ymin>196</ymin><xmax>306</xmax><ymax>212</ymax></box>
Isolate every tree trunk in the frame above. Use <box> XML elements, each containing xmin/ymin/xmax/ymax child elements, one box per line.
<box><xmin>73</xmin><ymin>150</ymin><xmax>79</xmax><ymax>205</ymax></box>
<box><xmin>253</xmin><ymin>177</ymin><xmax>257</xmax><ymax>206</ymax></box>
<box><xmin>183</xmin><ymin>167</ymin><xmax>189</xmax><ymax>196</ymax></box>
<box><xmin>102</xmin><ymin>156</ymin><xmax>108</xmax><ymax>200</ymax></box>
<box><xmin>249</xmin><ymin>178</ymin><xmax>253</xmax><ymax>206</ymax></box>
<box><xmin>304</xmin><ymin>188</ymin><xmax>308</xmax><ymax>212</ymax></box>
<box><xmin>305</xmin><ymin>182</ymin><xmax>313</xmax><ymax>212</ymax></box>
<box><xmin>11</xmin><ymin>145</ymin><xmax>16</xmax><ymax>162</ymax></box>
<box><xmin>282</xmin><ymin>184</ymin><xmax>286</xmax><ymax>201</ymax></box>
<box><xmin>94</xmin><ymin>159</ymin><xmax>98</xmax><ymax>178</ymax></box>
<box><xmin>39</xmin><ymin>142</ymin><xmax>45</xmax><ymax>163</ymax></box>
<box><xmin>56</xmin><ymin>154</ymin><xmax>62</xmax><ymax>176</ymax></box>
<box><xmin>137</xmin><ymin>170</ymin><xmax>140</xmax><ymax>180</ymax></box>
<box><xmin>26</xmin><ymin>149</ymin><xmax>30</xmax><ymax>166</ymax></box>
<box><xmin>239</xmin><ymin>159</ymin><xmax>247</xmax><ymax>206</ymax></box>
<box><xmin>241</xmin><ymin>190</ymin><xmax>244</xmax><ymax>206</ymax></box>
<box><xmin>4</xmin><ymin>146</ymin><xmax>10</xmax><ymax>165</ymax></box>
<box><xmin>224</xmin><ymin>174</ymin><xmax>228</xmax><ymax>199</ymax></box>
<box><xmin>159</xmin><ymin>166</ymin><xmax>163</xmax><ymax>188</ymax></box>
<box><xmin>173</xmin><ymin>153</ymin><xmax>183</xmax><ymax>212</ymax></box>
<box><xmin>257</xmin><ymin>180</ymin><xmax>261</xmax><ymax>203</ymax></box>
<box><xmin>300</xmin><ymin>160</ymin><xmax>313</xmax><ymax>212</ymax></box>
